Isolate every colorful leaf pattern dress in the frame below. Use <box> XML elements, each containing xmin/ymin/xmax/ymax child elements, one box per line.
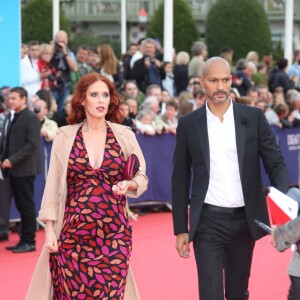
<box><xmin>49</xmin><ymin>125</ymin><xmax>132</xmax><ymax>300</ymax></box>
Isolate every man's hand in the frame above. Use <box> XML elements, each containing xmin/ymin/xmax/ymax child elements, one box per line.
<box><xmin>1</xmin><ymin>159</ymin><xmax>12</xmax><ymax>169</ymax></box>
<box><xmin>176</xmin><ymin>233</ymin><xmax>190</xmax><ymax>258</ymax></box>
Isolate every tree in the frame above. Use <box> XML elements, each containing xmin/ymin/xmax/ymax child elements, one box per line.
<box><xmin>22</xmin><ymin>0</ymin><xmax>70</xmax><ymax>43</ymax></box>
<box><xmin>147</xmin><ymin>0</ymin><xmax>199</xmax><ymax>54</ymax></box>
<box><xmin>205</xmin><ymin>0</ymin><xmax>272</xmax><ymax>61</ymax></box>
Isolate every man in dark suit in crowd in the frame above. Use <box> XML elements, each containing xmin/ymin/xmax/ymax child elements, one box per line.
<box><xmin>0</xmin><ymin>87</ymin><xmax>41</xmax><ymax>253</ymax></box>
<box><xmin>172</xmin><ymin>57</ymin><xmax>288</xmax><ymax>300</ymax></box>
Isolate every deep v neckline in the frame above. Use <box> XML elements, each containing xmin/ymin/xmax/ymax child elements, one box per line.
<box><xmin>80</xmin><ymin>125</ymin><xmax>108</xmax><ymax>171</ymax></box>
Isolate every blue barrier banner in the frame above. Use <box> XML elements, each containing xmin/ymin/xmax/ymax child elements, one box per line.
<box><xmin>0</xmin><ymin>1</ymin><xmax>21</xmax><ymax>87</ymax></box>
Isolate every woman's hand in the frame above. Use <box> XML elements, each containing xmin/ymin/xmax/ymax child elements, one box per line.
<box><xmin>45</xmin><ymin>221</ymin><xmax>58</xmax><ymax>253</ymax></box>
<box><xmin>112</xmin><ymin>180</ymin><xmax>138</xmax><ymax>195</ymax></box>
<box><xmin>112</xmin><ymin>180</ymin><xmax>130</xmax><ymax>195</ymax></box>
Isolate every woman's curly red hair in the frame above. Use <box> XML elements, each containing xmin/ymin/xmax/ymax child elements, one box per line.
<box><xmin>68</xmin><ymin>73</ymin><xmax>122</xmax><ymax>124</ymax></box>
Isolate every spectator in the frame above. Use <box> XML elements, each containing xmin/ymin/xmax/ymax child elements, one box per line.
<box><xmin>119</xmin><ymin>102</ymin><xmax>136</xmax><ymax>132</ymax></box>
<box><xmin>0</xmin><ymin>87</ymin><xmax>41</xmax><ymax>252</ymax></box>
<box><xmin>126</xmin><ymin>98</ymin><xmax>139</xmax><ymax>119</ymax></box>
<box><xmin>52</xmin><ymin>94</ymin><xmax>72</xmax><ymax>127</ymax></box>
<box><xmin>142</xmin><ymin>96</ymin><xmax>171</xmax><ymax>134</ymax></box>
<box><xmin>71</xmin><ymin>45</ymin><xmax>92</xmax><ymax>92</ymax></box>
<box><xmin>246</xmin><ymin>51</ymin><xmax>259</xmax><ymax>66</ymax></box>
<box><xmin>288</xmin><ymin>50</ymin><xmax>300</xmax><ymax>91</ymax></box>
<box><xmin>188</xmin><ymin>41</ymin><xmax>207</xmax><ymax>77</ymax></box>
<box><xmin>162</xmin><ymin>62</ymin><xmax>175</xmax><ymax>97</ymax></box>
<box><xmin>0</xmin><ymin>87</ymin><xmax>11</xmax><ymax>133</ymax></box>
<box><xmin>173</xmin><ymin>51</ymin><xmax>190</xmax><ymax>95</ymax></box>
<box><xmin>161</xmin><ymin>89</ymin><xmax>171</xmax><ymax>106</ymax></box>
<box><xmin>229</xmin><ymin>88</ymin><xmax>240</xmax><ymax>102</ymax></box>
<box><xmin>274</xmin><ymin>103</ymin><xmax>292</xmax><ymax>128</ymax></box>
<box><xmin>97</xmin><ymin>44</ymin><xmax>123</xmax><ymax>89</ymax></box>
<box><xmin>252</xmin><ymin>61</ymin><xmax>268</xmax><ymax>86</ymax></box>
<box><xmin>87</xmin><ymin>47</ymin><xmax>100</xmax><ymax>73</ymax></box>
<box><xmin>136</xmin><ymin>110</ymin><xmax>156</xmax><ymax>135</ymax></box>
<box><xmin>131</xmin><ymin>38</ymin><xmax>162</xmax><ymax>93</ymax></box>
<box><xmin>160</xmin><ymin>100</ymin><xmax>178</xmax><ymax>134</ymax></box>
<box><xmin>21</xmin><ymin>41</ymin><xmax>41</xmax><ymax>97</ymax></box>
<box><xmin>146</xmin><ymin>84</ymin><xmax>163</xmax><ymax>112</ymax></box>
<box><xmin>32</xmin><ymin>98</ymin><xmax>58</xmax><ymax>142</ymax></box>
<box><xmin>186</xmin><ymin>76</ymin><xmax>202</xmax><ymax>94</ymax></box>
<box><xmin>121</xmin><ymin>81</ymin><xmax>145</xmax><ymax>107</ymax></box>
<box><xmin>255</xmin><ymin>99</ymin><xmax>267</xmax><ymax>112</ymax></box>
<box><xmin>246</xmin><ymin>87</ymin><xmax>259</xmax><ymax>105</ymax></box>
<box><xmin>50</xmin><ymin>30</ymin><xmax>78</xmax><ymax>112</ymax></box>
<box><xmin>257</xmin><ymin>84</ymin><xmax>273</xmax><ymax>105</ymax></box>
<box><xmin>193</xmin><ymin>88</ymin><xmax>206</xmax><ymax>109</ymax></box>
<box><xmin>220</xmin><ymin>47</ymin><xmax>234</xmax><ymax>66</ymax></box>
<box><xmin>36</xmin><ymin>89</ymin><xmax>56</xmax><ymax>119</ymax></box>
<box><xmin>37</xmin><ymin>44</ymin><xmax>57</xmax><ymax>90</ymax></box>
<box><xmin>269</xmin><ymin>58</ymin><xmax>295</xmax><ymax>94</ymax></box>
<box><xmin>0</xmin><ymin>86</ymin><xmax>12</xmax><ymax>242</ymax></box>
<box><xmin>21</xmin><ymin>43</ymin><xmax>28</xmax><ymax>59</ymax></box>
<box><xmin>262</xmin><ymin>55</ymin><xmax>274</xmax><ymax>74</ymax></box>
<box><xmin>177</xmin><ymin>100</ymin><xmax>194</xmax><ymax>118</ymax></box>
<box><xmin>122</xmin><ymin>43</ymin><xmax>138</xmax><ymax>80</ymax></box>
<box><xmin>233</xmin><ymin>59</ymin><xmax>255</xmax><ymax>96</ymax></box>
<box><xmin>27</xmin><ymin>94</ymin><xmax>40</xmax><ymax>111</ymax></box>
<box><xmin>130</xmin><ymin>38</ymin><xmax>146</xmax><ymax>69</ymax></box>
<box><xmin>237</xmin><ymin>96</ymin><xmax>253</xmax><ymax>106</ymax></box>
<box><xmin>286</xmin><ymin>91</ymin><xmax>300</xmax><ymax>127</ymax></box>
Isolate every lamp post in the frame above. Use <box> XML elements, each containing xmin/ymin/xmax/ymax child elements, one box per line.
<box><xmin>164</xmin><ymin>0</ymin><xmax>173</xmax><ymax>62</ymax></box>
<box><xmin>284</xmin><ymin>0</ymin><xmax>294</xmax><ymax>65</ymax></box>
<box><xmin>121</xmin><ymin>0</ymin><xmax>126</xmax><ymax>55</ymax></box>
<box><xmin>53</xmin><ymin>0</ymin><xmax>59</xmax><ymax>37</ymax></box>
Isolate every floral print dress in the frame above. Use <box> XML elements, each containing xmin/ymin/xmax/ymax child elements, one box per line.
<box><xmin>50</xmin><ymin>125</ymin><xmax>132</xmax><ymax>300</ymax></box>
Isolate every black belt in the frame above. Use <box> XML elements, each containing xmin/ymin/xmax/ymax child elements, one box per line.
<box><xmin>203</xmin><ymin>203</ymin><xmax>245</xmax><ymax>213</ymax></box>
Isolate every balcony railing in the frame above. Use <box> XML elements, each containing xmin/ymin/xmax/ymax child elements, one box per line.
<box><xmin>61</xmin><ymin>0</ymin><xmax>299</xmax><ymax>22</ymax></box>
<box><xmin>61</xmin><ymin>0</ymin><xmax>211</xmax><ymax>22</ymax></box>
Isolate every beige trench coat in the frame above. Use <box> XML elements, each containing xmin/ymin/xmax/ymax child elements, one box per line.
<box><xmin>26</xmin><ymin>121</ymin><xmax>148</xmax><ymax>300</ymax></box>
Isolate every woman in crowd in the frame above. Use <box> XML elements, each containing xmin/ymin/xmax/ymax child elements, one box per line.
<box><xmin>173</xmin><ymin>51</ymin><xmax>190</xmax><ymax>95</ymax></box>
<box><xmin>97</xmin><ymin>44</ymin><xmax>123</xmax><ymax>89</ymax></box>
<box><xmin>37</xmin><ymin>43</ymin><xmax>57</xmax><ymax>90</ymax></box>
<box><xmin>26</xmin><ymin>73</ymin><xmax>148</xmax><ymax>300</ymax></box>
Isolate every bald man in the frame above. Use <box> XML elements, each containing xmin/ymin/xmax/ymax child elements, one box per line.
<box><xmin>172</xmin><ymin>57</ymin><xmax>288</xmax><ymax>299</ymax></box>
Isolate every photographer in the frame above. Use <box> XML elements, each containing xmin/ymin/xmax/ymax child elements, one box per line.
<box><xmin>131</xmin><ymin>38</ymin><xmax>163</xmax><ymax>93</ymax></box>
<box><xmin>50</xmin><ymin>30</ymin><xmax>77</xmax><ymax>112</ymax></box>
<box><xmin>32</xmin><ymin>98</ymin><xmax>58</xmax><ymax>142</ymax></box>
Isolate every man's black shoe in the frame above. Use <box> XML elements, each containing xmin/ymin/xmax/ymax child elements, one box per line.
<box><xmin>0</xmin><ymin>234</ymin><xmax>9</xmax><ymax>242</ymax></box>
<box><xmin>12</xmin><ymin>243</ymin><xmax>36</xmax><ymax>253</ymax></box>
<box><xmin>6</xmin><ymin>241</ymin><xmax>22</xmax><ymax>251</ymax></box>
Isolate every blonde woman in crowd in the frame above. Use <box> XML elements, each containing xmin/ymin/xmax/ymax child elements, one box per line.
<box><xmin>173</xmin><ymin>51</ymin><xmax>190</xmax><ymax>95</ymax></box>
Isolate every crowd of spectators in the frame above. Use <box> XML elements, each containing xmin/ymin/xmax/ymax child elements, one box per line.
<box><xmin>1</xmin><ymin>31</ymin><xmax>300</xmax><ymax>142</ymax></box>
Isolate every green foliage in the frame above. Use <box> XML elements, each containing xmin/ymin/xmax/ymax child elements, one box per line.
<box><xmin>68</xmin><ymin>32</ymin><xmax>121</xmax><ymax>58</ymax></box>
<box><xmin>205</xmin><ymin>0</ymin><xmax>272</xmax><ymax>61</ymax></box>
<box><xmin>147</xmin><ymin>0</ymin><xmax>199</xmax><ymax>54</ymax></box>
<box><xmin>22</xmin><ymin>0</ymin><xmax>70</xmax><ymax>43</ymax></box>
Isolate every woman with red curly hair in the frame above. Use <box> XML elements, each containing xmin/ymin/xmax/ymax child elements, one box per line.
<box><xmin>27</xmin><ymin>73</ymin><xmax>148</xmax><ymax>300</ymax></box>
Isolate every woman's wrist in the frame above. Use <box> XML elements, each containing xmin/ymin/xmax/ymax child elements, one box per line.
<box><xmin>127</xmin><ymin>179</ymin><xmax>138</xmax><ymax>191</ymax></box>
<box><xmin>45</xmin><ymin>221</ymin><xmax>54</xmax><ymax>232</ymax></box>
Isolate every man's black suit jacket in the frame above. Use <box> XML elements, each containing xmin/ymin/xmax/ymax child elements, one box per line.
<box><xmin>0</xmin><ymin>108</ymin><xmax>41</xmax><ymax>177</ymax></box>
<box><xmin>172</xmin><ymin>102</ymin><xmax>288</xmax><ymax>242</ymax></box>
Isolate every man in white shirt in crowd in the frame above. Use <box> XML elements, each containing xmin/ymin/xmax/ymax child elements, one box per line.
<box><xmin>20</xmin><ymin>41</ymin><xmax>41</xmax><ymax>98</ymax></box>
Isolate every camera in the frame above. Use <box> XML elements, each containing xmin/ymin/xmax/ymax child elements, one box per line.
<box><xmin>55</xmin><ymin>42</ymin><xmax>63</xmax><ymax>51</ymax></box>
<box><xmin>48</xmin><ymin>74</ymin><xmax>56</xmax><ymax>82</ymax></box>
<box><xmin>34</xmin><ymin>106</ymin><xmax>41</xmax><ymax>114</ymax></box>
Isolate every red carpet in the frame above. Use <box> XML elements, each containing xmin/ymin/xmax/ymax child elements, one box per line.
<box><xmin>0</xmin><ymin>212</ymin><xmax>291</xmax><ymax>299</ymax></box>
